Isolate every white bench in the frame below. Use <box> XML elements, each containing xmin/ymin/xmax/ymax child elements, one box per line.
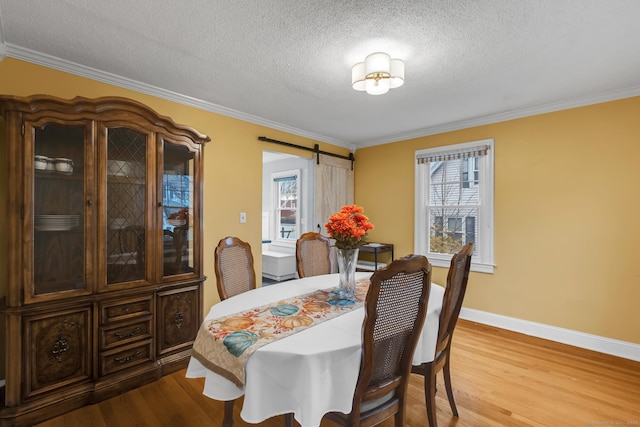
<box><xmin>262</xmin><ymin>250</ymin><xmax>297</xmax><ymax>281</ymax></box>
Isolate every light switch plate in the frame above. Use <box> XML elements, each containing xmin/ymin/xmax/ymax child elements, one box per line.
<box><xmin>240</xmin><ymin>212</ymin><xmax>247</xmax><ymax>223</ymax></box>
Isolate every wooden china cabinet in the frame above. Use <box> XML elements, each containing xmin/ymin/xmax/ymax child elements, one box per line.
<box><xmin>0</xmin><ymin>95</ymin><xmax>209</xmax><ymax>426</ymax></box>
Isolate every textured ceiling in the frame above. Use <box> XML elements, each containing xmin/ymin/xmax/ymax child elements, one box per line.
<box><xmin>1</xmin><ymin>0</ymin><xmax>640</xmax><ymax>151</ymax></box>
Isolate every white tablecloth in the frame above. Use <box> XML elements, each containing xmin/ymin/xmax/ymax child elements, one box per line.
<box><xmin>185</xmin><ymin>272</ymin><xmax>444</xmax><ymax>427</ymax></box>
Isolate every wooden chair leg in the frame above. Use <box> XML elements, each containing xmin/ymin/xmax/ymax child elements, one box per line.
<box><xmin>284</xmin><ymin>413</ymin><xmax>294</xmax><ymax>427</ymax></box>
<box><xmin>395</xmin><ymin>403</ymin><xmax>406</xmax><ymax>426</ymax></box>
<box><xmin>425</xmin><ymin>364</ymin><xmax>438</xmax><ymax>427</ymax></box>
<box><xmin>223</xmin><ymin>400</ymin><xmax>235</xmax><ymax>427</ymax></box>
<box><xmin>443</xmin><ymin>358</ymin><xmax>458</xmax><ymax>417</ymax></box>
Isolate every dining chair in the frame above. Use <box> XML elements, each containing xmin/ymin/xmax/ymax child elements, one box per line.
<box><xmin>107</xmin><ymin>224</ymin><xmax>146</xmax><ymax>283</ymax></box>
<box><xmin>214</xmin><ymin>236</ymin><xmax>256</xmax><ymax>301</ymax></box>
<box><xmin>323</xmin><ymin>254</ymin><xmax>432</xmax><ymax>427</ymax></box>
<box><xmin>411</xmin><ymin>242</ymin><xmax>474</xmax><ymax>427</ymax></box>
<box><xmin>295</xmin><ymin>232</ymin><xmax>332</xmax><ymax>278</ymax></box>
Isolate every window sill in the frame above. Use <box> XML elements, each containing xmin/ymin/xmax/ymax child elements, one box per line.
<box><xmin>429</xmin><ymin>256</ymin><xmax>494</xmax><ymax>274</ymax></box>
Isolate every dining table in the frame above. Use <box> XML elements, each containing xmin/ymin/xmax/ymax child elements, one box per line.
<box><xmin>185</xmin><ymin>272</ymin><xmax>445</xmax><ymax>427</ymax></box>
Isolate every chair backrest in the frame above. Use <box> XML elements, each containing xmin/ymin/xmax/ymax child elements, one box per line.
<box><xmin>107</xmin><ymin>225</ymin><xmax>146</xmax><ymax>282</ymax></box>
<box><xmin>214</xmin><ymin>236</ymin><xmax>256</xmax><ymax>300</ymax></box>
<box><xmin>435</xmin><ymin>242</ymin><xmax>473</xmax><ymax>355</ymax></box>
<box><xmin>296</xmin><ymin>232</ymin><xmax>332</xmax><ymax>278</ymax></box>
<box><xmin>351</xmin><ymin>255</ymin><xmax>432</xmax><ymax>424</ymax></box>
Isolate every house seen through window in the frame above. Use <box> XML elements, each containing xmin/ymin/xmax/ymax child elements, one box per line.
<box><xmin>415</xmin><ymin>139</ymin><xmax>494</xmax><ymax>273</ymax></box>
<box><xmin>273</xmin><ymin>170</ymin><xmax>300</xmax><ymax>242</ymax></box>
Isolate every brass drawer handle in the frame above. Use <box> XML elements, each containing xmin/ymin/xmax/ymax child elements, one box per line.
<box><xmin>114</xmin><ymin>350</ymin><xmax>142</xmax><ymax>364</ymax></box>
<box><xmin>175</xmin><ymin>309</ymin><xmax>184</xmax><ymax>329</ymax></box>
<box><xmin>51</xmin><ymin>336</ymin><xmax>69</xmax><ymax>362</ymax></box>
<box><xmin>114</xmin><ymin>326</ymin><xmax>141</xmax><ymax>340</ymax></box>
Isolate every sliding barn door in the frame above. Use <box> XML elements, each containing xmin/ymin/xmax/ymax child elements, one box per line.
<box><xmin>314</xmin><ymin>153</ymin><xmax>354</xmax><ymax>272</ymax></box>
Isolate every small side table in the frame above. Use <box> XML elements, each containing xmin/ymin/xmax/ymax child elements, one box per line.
<box><xmin>357</xmin><ymin>243</ymin><xmax>394</xmax><ymax>271</ymax></box>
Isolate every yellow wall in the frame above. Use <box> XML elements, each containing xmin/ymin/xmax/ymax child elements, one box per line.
<box><xmin>356</xmin><ymin>97</ymin><xmax>640</xmax><ymax>344</ymax></box>
<box><xmin>0</xmin><ymin>58</ymin><xmax>349</xmax><ymax>378</ymax></box>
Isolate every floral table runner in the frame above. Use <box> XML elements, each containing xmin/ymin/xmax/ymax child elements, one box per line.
<box><xmin>191</xmin><ymin>277</ymin><xmax>370</xmax><ymax>386</ymax></box>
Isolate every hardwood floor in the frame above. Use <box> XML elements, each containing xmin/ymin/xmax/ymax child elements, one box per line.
<box><xmin>36</xmin><ymin>319</ymin><xmax>640</xmax><ymax>426</ymax></box>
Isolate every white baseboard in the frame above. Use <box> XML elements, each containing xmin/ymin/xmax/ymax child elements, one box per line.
<box><xmin>460</xmin><ymin>308</ymin><xmax>640</xmax><ymax>362</ymax></box>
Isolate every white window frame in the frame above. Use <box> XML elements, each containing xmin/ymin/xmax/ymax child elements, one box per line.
<box><xmin>414</xmin><ymin>139</ymin><xmax>494</xmax><ymax>273</ymax></box>
<box><xmin>272</xmin><ymin>169</ymin><xmax>301</xmax><ymax>245</ymax></box>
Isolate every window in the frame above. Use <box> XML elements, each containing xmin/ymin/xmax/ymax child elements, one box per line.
<box><xmin>162</xmin><ymin>173</ymin><xmax>192</xmax><ymax>230</ymax></box>
<box><xmin>462</xmin><ymin>157</ymin><xmax>479</xmax><ymax>188</ymax></box>
<box><xmin>415</xmin><ymin>139</ymin><xmax>494</xmax><ymax>273</ymax></box>
<box><xmin>273</xmin><ymin>170</ymin><xmax>300</xmax><ymax>242</ymax></box>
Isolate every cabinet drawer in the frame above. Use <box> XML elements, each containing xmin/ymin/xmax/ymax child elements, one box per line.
<box><xmin>100</xmin><ymin>316</ymin><xmax>153</xmax><ymax>350</ymax></box>
<box><xmin>100</xmin><ymin>340</ymin><xmax>153</xmax><ymax>376</ymax></box>
<box><xmin>101</xmin><ymin>295</ymin><xmax>153</xmax><ymax>324</ymax></box>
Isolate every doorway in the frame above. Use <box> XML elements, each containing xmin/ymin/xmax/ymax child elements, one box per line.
<box><xmin>262</xmin><ymin>151</ymin><xmax>314</xmax><ymax>283</ymax></box>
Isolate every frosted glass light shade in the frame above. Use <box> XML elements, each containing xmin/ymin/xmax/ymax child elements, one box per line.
<box><xmin>352</xmin><ymin>52</ymin><xmax>404</xmax><ymax>95</ymax></box>
<box><xmin>364</xmin><ymin>52</ymin><xmax>390</xmax><ymax>75</ymax></box>
<box><xmin>366</xmin><ymin>77</ymin><xmax>390</xmax><ymax>95</ymax></box>
<box><xmin>390</xmin><ymin>58</ymin><xmax>405</xmax><ymax>88</ymax></box>
<box><xmin>352</xmin><ymin>62</ymin><xmax>367</xmax><ymax>91</ymax></box>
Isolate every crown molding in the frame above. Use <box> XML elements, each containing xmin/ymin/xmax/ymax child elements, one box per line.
<box><xmin>5</xmin><ymin>43</ymin><xmax>640</xmax><ymax>152</ymax></box>
<box><xmin>3</xmin><ymin>43</ymin><xmax>356</xmax><ymax>152</ymax></box>
<box><xmin>359</xmin><ymin>85</ymin><xmax>640</xmax><ymax>148</ymax></box>
<box><xmin>0</xmin><ymin>4</ymin><xmax>6</xmax><ymax>61</ymax></box>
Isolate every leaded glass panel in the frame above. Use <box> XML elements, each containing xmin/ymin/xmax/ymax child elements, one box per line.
<box><xmin>106</xmin><ymin>127</ymin><xmax>147</xmax><ymax>284</ymax></box>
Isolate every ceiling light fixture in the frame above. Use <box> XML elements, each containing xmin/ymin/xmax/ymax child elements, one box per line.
<box><xmin>352</xmin><ymin>52</ymin><xmax>404</xmax><ymax>95</ymax></box>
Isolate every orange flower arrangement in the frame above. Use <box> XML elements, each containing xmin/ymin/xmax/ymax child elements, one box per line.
<box><xmin>169</xmin><ymin>207</ymin><xmax>189</xmax><ymax>220</ymax></box>
<box><xmin>325</xmin><ymin>205</ymin><xmax>374</xmax><ymax>250</ymax></box>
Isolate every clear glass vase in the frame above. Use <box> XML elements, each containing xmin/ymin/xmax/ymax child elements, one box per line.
<box><xmin>336</xmin><ymin>248</ymin><xmax>359</xmax><ymax>299</ymax></box>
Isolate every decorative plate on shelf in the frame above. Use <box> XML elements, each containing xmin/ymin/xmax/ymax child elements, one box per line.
<box><xmin>34</xmin><ymin>214</ymin><xmax>80</xmax><ymax>231</ymax></box>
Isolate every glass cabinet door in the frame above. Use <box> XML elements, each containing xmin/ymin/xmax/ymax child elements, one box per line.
<box><xmin>105</xmin><ymin>127</ymin><xmax>148</xmax><ymax>286</ymax></box>
<box><xmin>161</xmin><ymin>140</ymin><xmax>196</xmax><ymax>278</ymax></box>
<box><xmin>32</xmin><ymin>123</ymin><xmax>87</xmax><ymax>296</ymax></box>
